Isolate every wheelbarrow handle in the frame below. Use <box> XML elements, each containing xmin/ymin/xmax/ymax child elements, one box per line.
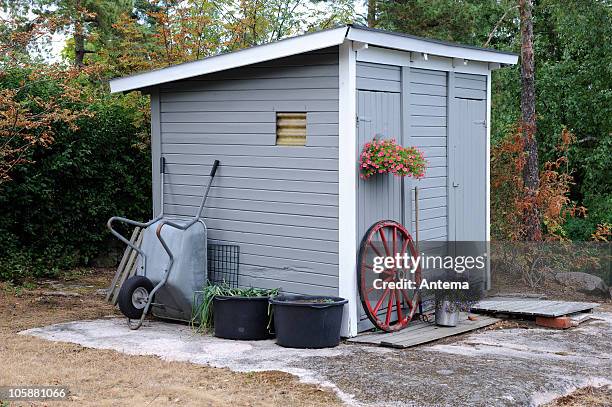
<box><xmin>210</xmin><ymin>159</ymin><xmax>220</xmax><ymax>178</ymax></box>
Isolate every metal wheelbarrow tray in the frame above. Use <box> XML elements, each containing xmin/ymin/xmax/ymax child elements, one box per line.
<box><xmin>107</xmin><ymin>159</ymin><xmax>219</xmax><ymax>329</ymax></box>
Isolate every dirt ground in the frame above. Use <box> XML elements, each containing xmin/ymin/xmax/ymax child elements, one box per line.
<box><xmin>0</xmin><ymin>269</ymin><xmax>342</xmax><ymax>407</ymax></box>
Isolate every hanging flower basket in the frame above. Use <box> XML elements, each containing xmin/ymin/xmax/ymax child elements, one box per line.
<box><xmin>359</xmin><ymin>138</ymin><xmax>426</xmax><ymax>180</ymax></box>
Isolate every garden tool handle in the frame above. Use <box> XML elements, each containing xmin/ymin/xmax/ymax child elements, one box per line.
<box><xmin>210</xmin><ymin>160</ymin><xmax>220</xmax><ymax>178</ymax></box>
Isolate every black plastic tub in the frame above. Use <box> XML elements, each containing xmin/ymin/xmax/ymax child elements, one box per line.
<box><xmin>213</xmin><ymin>296</ymin><xmax>272</xmax><ymax>340</ymax></box>
<box><xmin>269</xmin><ymin>294</ymin><xmax>348</xmax><ymax>348</ymax></box>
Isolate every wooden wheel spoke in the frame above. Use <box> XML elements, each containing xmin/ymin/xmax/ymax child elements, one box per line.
<box><xmin>395</xmin><ymin>288</ymin><xmax>404</xmax><ymax>321</ymax></box>
<box><xmin>400</xmin><ymin>237</ymin><xmax>410</xmax><ymax>256</ymax></box>
<box><xmin>385</xmin><ymin>290</ymin><xmax>395</xmax><ymax>326</ymax></box>
<box><xmin>369</xmin><ymin>242</ymin><xmax>383</xmax><ymax>258</ymax></box>
<box><xmin>372</xmin><ymin>287</ymin><xmax>389</xmax><ymax>314</ymax></box>
<box><xmin>400</xmin><ymin>288</ymin><xmax>413</xmax><ymax>308</ymax></box>
<box><xmin>379</xmin><ymin>228</ymin><xmax>390</xmax><ymax>257</ymax></box>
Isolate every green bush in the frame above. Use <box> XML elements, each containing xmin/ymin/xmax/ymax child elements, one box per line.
<box><xmin>0</xmin><ymin>81</ymin><xmax>151</xmax><ymax>281</ymax></box>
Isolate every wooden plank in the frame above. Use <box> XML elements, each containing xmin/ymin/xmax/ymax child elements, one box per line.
<box><xmin>163</xmin><ymin>166</ymin><xmax>339</xmax><ymax>183</ymax></box>
<box><xmin>471</xmin><ymin>298</ymin><xmax>600</xmax><ymax>317</ymax></box>
<box><xmin>111</xmin><ymin>231</ymin><xmax>144</xmax><ymax>305</ymax></box>
<box><xmin>106</xmin><ymin>227</ymin><xmax>141</xmax><ymax>302</ymax></box>
<box><xmin>162</xmin><ymin>76</ymin><xmax>339</xmax><ymax>93</ymax></box>
<box><xmin>162</xmin><ymin>144</ymin><xmax>339</xmax><ymax>159</ymax></box>
<box><xmin>357</xmin><ymin>62</ymin><xmax>401</xmax><ymax>82</ymax></box>
<box><xmin>164</xmin><ymin>206</ymin><xmax>339</xmax><ymax>230</ymax></box>
<box><xmin>164</xmin><ymin>194</ymin><xmax>338</xmax><ymax>218</ymax></box>
<box><xmin>162</xmin><ymin>122</ymin><xmax>275</xmax><ymax>134</ymax></box>
<box><xmin>454</xmin><ymin>87</ymin><xmax>486</xmax><ymax>100</ymax></box>
<box><xmin>161</xmin><ymin>100</ymin><xmax>339</xmax><ymax>113</ymax></box>
<box><xmin>163</xmin><ymin>154</ymin><xmax>338</xmax><ymax>171</ymax></box>
<box><xmin>347</xmin><ymin>315</ymin><xmax>499</xmax><ymax>347</ymax></box>
<box><xmin>357</xmin><ymin>77</ymin><xmax>401</xmax><ymax>92</ymax></box>
<box><xmin>162</xmin><ymin>89</ymin><xmax>339</xmax><ymax>103</ymax></box>
<box><xmin>455</xmin><ymin>76</ymin><xmax>487</xmax><ymax>90</ymax></box>
<box><xmin>208</xmin><ymin>238</ymin><xmax>339</xmax><ymax>265</ymax></box>
<box><xmin>165</xmin><ymin>183</ymin><xmax>338</xmax><ymax>206</ymax></box>
<box><xmin>382</xmin><ymin>317</ymin><xmax>499</xmax><ymax>348</ymax></box>
<box><xmin>165</xmin><ymin>176</ymin><xmax>339</xmax><ymax>195</ymax></box>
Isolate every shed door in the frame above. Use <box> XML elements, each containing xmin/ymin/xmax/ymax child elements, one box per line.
<box><xmin>356</xmin><ymin>90</ymin><xmax>403</xmax><ymax>242</ymax></box>
<box><xmin>449</xmin><ymin>97</ymin><xmax>486</xmax><ymax>241</ymax></box>
<box><xmin>356</xmin><ymin>90</ymin><xmax>403</xmax><ymax>331</ymax></box>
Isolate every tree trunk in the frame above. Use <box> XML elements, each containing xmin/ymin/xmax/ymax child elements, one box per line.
<box><xmin>74</xmin><ymin>0</ymin><xmax>85</xmax><ymax>68</ymax></box>
<box><xmin>519</xmin><ymin>0</ymin><xmax>541</xmax><ymax>241</ymax></box>
<box><xmin>367</xmin><ymin>0</ymin><xmax>377</xmax><ymax>28</ymax></box>
<box><xmin>74</xmin><ymin>28</ymin><xmax>86</xmax><ymax>68</ymax></box>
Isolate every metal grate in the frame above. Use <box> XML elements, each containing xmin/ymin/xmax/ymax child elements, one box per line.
<box><xmin>207</xmin><ymin>244</ymin><xmax>239</xmax><ymax>288</ymax></box>
<box><xmin>276</xmin><ymin>112</ymin><xmax>306</xmax><ymax>146</ymax></box>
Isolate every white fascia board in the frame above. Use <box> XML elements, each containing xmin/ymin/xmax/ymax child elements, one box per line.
<box><xmin>347</xmin><ymin>27</ymin><xmax>518</xmax><ymax>65</ymax></box>
<box><xmin>109</xmin><ymin>26</ymin><xmax>349</xmax><ymax>93</ymax></box>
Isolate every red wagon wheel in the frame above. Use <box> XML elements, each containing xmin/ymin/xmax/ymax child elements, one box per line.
<box><xmin>358</xmin><ymin>220</ymin><xmax>422</xmax><ymax>332</ymax></box>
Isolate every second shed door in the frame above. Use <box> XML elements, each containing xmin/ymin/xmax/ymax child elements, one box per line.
<box><xmin>449</xmin><ymin>98</ymin><xmax>487</xmax><ymax>241</ymax></box>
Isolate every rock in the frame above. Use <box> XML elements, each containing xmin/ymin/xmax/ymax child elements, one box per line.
<box><xmin>41</xmin><ymin>291</ymin><xmax>82</xmax><ymax>298</ymax></box>
<box><xmin>555</xmin><ymin>272</ymin><xmax>609</xmax><ymax>297</ymax></box>
<box><xmin>94</xmin><ymin>288</ymin><xmax>108</xmax><ymax>296</ymax></box>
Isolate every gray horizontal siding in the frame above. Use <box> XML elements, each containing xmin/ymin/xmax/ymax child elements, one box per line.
<box><xmin>454</xmin><ymin>72</ymin><xmax>487</xmax><ymax>100</ymax></box>
<box><xmin>160</xmin><ymin>48</ymin><xmax>340</xmax><ymax>295</ymax></box>
<box><xmin>357</xmin><ymin>62</ymin><xmax>401</xmax><ymax>92</ymax></box>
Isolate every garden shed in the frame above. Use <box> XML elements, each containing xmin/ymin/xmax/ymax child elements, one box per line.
<box><xmin>109</xmin><ymin>24</ymin><xmax>518</xmax><ymax>337</ymax></box>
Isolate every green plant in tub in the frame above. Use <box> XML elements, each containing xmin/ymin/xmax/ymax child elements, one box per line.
<box><xmin>191</xmin><ymin>283</ymin><xmax>279</xmax><ymax>332</ymax></box>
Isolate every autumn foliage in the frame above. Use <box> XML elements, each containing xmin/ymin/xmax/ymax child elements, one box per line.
<box><xmin>0</xmin><ymin>66</ymin><xmax>96</xmax><ymax>183</ymax></box>
<box><xmin>491</xmin><ymin>126</ymin><xmax>586</xmax><ymax>241</ymax></box>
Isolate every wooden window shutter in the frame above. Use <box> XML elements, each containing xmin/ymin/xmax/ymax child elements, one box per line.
<box><xmin>276</xmin><ymin>112</ymin><xmax>306</xmax><ymax>146</ymax></box>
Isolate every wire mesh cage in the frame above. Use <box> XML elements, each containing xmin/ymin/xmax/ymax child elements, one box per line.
<box><xmin>207</xmin><ymin>243</ymin><xmax>239</xmax><ymax>288</ymax></box>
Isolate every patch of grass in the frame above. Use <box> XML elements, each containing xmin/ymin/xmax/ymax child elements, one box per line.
<box><xmin>544</xmin><ymin>385</ymin><xmax>612</xmax><ymax>406</ymax></box>
<box><xmin>61</xmin><ymin>267</ymin><xmax>95</xmax><ymax>281</ymax></box>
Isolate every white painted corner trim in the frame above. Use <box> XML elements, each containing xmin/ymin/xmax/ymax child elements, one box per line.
<box><xmin>338</xmin><ymin>40</ymin><xmax>358</xmax><ymax>338</ymax></box>
<box><xmin>109</xmin><ymin>27</ymin><xmax>349</xmax><ymax>93</ymax></box>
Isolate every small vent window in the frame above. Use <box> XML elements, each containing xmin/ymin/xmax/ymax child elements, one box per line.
<box><xmin>276</xmin><ymin>112</ymin><xmax>306</xmax><ymax>146</ymax></box>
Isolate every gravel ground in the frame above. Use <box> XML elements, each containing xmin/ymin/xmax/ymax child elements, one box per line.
<box><xmin>23</xmin><ymin>309</ymin><xmax>612</xmax><ymax>406</ymax></box>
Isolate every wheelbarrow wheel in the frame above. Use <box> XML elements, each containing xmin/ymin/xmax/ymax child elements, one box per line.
<box><xmin>118</xmin><ymin>276</ymin><xmax>154</xmax><ymax>319</ymax></box>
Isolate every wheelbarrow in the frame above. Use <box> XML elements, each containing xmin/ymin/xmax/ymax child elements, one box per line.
<box><xmin>108</xmin><ymin>159</ymin><xmax>220</xmax><ymax>329</ymax></box>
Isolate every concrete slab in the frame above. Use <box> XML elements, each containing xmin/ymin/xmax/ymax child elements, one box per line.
<box><xmin>22</xmin><ymin>310</ymin><xmax>612</xmax><ymax>407</ymax></box>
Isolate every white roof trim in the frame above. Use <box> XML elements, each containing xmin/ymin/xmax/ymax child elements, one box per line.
<box><xmin>109</xmin><ymin>25</ymin><xmax>517</xmax><ymax>93</ymax></box>
<box><xmin>109</xmin><ymin>26</ymin><xmax>349</xmax><ymax>93</ymax></box>
<box><xmin>347</xmin><ymin>27</ymin><xmax>518</xmax><ymax>65</ymax></box>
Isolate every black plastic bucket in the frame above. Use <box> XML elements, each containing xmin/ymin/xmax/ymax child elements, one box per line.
<box><xmin>213</xmin><ymin>296</ymin><xmax>272</xmax><ymax>340</ymax></box>
<box><xmin>269</xmin><ymin>294</ymin><xmax>347</xmax><ymax>348</ymax></box>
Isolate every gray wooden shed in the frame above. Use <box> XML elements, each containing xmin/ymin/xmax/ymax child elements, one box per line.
<box><xmin>109</xmin><ymin>24</ymin><xmax>518</xmax><ymax>337</ymax></box>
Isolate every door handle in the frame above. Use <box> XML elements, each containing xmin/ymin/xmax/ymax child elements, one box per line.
<box><xmin>452</xmin><ymin>182</ymin><xmax>460</xmax><ymax>187</ymax></box>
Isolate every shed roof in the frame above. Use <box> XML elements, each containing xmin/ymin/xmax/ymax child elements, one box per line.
<box><xmin>109</xmin><ymin>24</ymin><xmax>518</xmax><ymax>93</ymax></box>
